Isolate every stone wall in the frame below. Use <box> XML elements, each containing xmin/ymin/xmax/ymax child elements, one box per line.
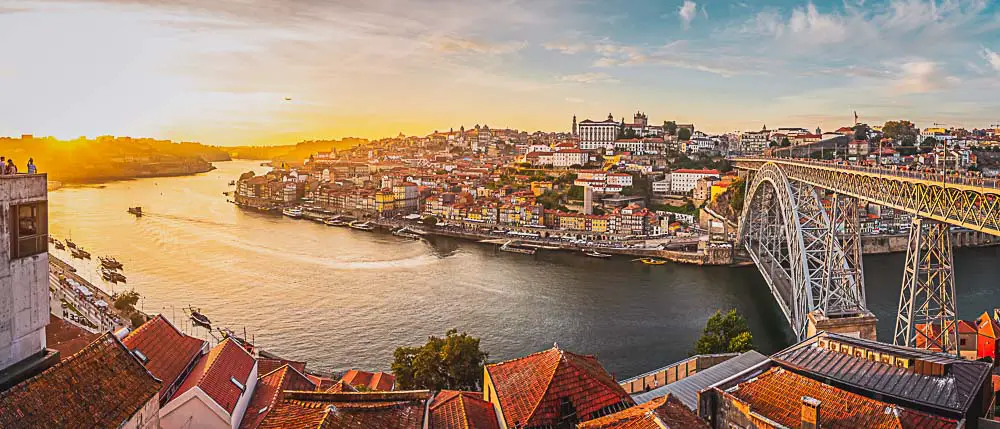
<box><xmin>0</xmin><ymin>174</ymin><xmax>50</xmax><ymax>371</ymax></box>
<box><xmin>861</xmin><ymin>230</ymin><xmax>998</xmax><ymax>254</ymax></box>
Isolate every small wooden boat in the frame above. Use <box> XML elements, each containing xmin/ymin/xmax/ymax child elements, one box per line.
<box><xmin>584</xmin><ymin>250</ymin><xmax>612</xmax><ymax>259</ymax></box>
<box><xmin>348</xmin><ymin>221</ymin><xmax>375</xmax><ymax>231</ymax></box>
<box><xmin>635</xmin><ymin>258</ymin><xmax>667</xmax><ymax>265</ymax></box>
<box><xmin>228</xmin><ymin>180</ymin><xmax>236</xmax><ymax>186</ymax></box>
<box><xmin>188</xmin><ymin>307</ymin><xmax>212</xmax><ymax>328</ymax></box>
<box><xmin>71</xmin><ymin>248</ymin><xmax>91</xmax><ymax>259</ymax></box>
<box><xmin>324</xmin><ymin>218</ymin><xmax>347</xmax><ymax>227</ymax></box>
<box><xmin>100</xmin><ymin>256</ymin><xmax>123</xmax><ymax>271</ymax></box>
<box><xmin>54</xmin><ymin>241</ymin><xmax>65</xmax><ymax>250</ymax></box>
<box><xmin>66</xmin><ymin>239</ymin><xmax>77</xmax><ymax>249</ymax></box>
<box><xmin>128</xmin><ymin>207</ymin><xmax>143</xmax><ymax>217</ymax></box>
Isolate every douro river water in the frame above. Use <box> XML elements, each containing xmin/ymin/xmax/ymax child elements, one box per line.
<box><xmin>48</xmin><ymin>160</ymin><xmax>1000</xmax><ymax>377</ymax></box>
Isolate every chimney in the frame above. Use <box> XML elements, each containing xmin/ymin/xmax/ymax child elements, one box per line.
<box><xmin>801</xmin><ymin>396</ymin><xmax>821</xmax><ymax>429</ymax></box>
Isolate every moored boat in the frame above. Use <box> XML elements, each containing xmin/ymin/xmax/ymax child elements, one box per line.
<box><xmin>54</xmin><ymin>240</ymin><xmax>65</xmax><ymax>250</ymax></box>
<box><xmin>282</xmin><ymin>207</ymin><xmax>303</xmax><ymax>218</ymax></box>
<box><xmin>128</xmin><ymin>207</ymin><xmax>143</xmax><ymax>217</ymax></box>
<box><xmin>348</xmin><ymin>221</ymin><xmax>375</xmax><ymax>231</ymax></box>
<box><xmin>634</xmin><ymin>258</ymin><xmax>667</xmax><ymax>265</ymax></box>
<box><xmin>188</xmin><ymin>306</ymin><xmax>212</xmax><ymax>328</ymax></box>
<box><xmin>66</xmin><ymin>239</ymin><xmax>77</xmax><ymax>249</ymax></box>
<box><xmin>584</xmin><ymin>250</ymin><xmax>612</xmax><ymax>259</ymax></box>
<box><xmin>324</xmin><ymin>216</ymin><xmax>347</xmax><ymax>227</ymax></box>
<box><xmin>100</xmin><ymin>256</ymin><xmax>124</xmax><ymax>271</ymax></box>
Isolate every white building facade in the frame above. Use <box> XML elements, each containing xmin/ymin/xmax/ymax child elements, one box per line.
<box><xmin>670</xmin><ymin>169</ymin><xmax>720</xmax><ymax>194</ymax></box>
<box><xmin>578</xmin><ymin>114</ymin><xmax>620</xmax><ymax>150</ymax></box>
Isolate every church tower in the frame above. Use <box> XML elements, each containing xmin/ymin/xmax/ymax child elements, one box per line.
<box><xmin>572</xmin><ymin>115</ymin><xmax>578</xmax><ymax>136</ymax></box>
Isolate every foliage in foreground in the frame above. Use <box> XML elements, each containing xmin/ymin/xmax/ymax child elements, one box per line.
<box><xmin>694</xmin><ymin>309</ymin><xmax>755</xmax><ymax>355</ymax></box>
<box><xmin>392</xmin><ymin>329</ymin><xmax>489</xmax><ymax>391</ymax></box>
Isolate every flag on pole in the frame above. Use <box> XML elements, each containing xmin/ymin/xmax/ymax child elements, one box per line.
<box><xmin>854</xmin><ymin>110</ymin><xmax>859</xmax><ymax>124</ymax></box>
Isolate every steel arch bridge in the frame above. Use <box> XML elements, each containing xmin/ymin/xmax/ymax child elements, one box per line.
<box><xmin>733</xmin><ymin>157</ymin><xmax>999</xmax><ymax>352</ymax></box>
<box><xmin>736</xmin><ymin>163</ymin><xmax>867</xmax><ymax>339</ymax></box>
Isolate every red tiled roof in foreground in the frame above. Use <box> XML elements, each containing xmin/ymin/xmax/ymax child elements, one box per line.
<box><xmin>45</xmin><ymin>314</ymin><xmax>99</xmax><ymax>359</ymax></box>
<box><xmin>429</xmin><ymin>390</ymin><xmax>500</xmax><ymax>429</ymax></box>
<box><xmin>341</xmin><ymin>369</ymin><xmax>396</xmax><ymax>391</ymax></box>
<box><xmin>123</xmin><ymin>314</ymin><xmax>206</xmax><ymax>400</ymax></box>
<box><xmin>258</xmin><ymin>390</ymin><xmax>431</xmax><ymax>429</ymax></box>
<box><xmin>486</xmin><ymin>346</ymin><xmax>634</xmax><ymax>428</ymax></box>
<box><xmin>171</xmin><ymin>337</ymin><xmax>256</xmax><ymax>414</ymax></box>
<box><xmin>257</xmin><ymin>357</ymin><xmax>307</xmax><ymax>377</ymax></box>
<box><xmin>0</xmin><ymin>333</ymin><xmax>161</xmax><ymax>429</ymax></box>
<box><xmin>577</xmin><ymin>394</ymin><xmax>708</xmax><ymax>429</ymax></box>
<box><xmin>240</xmin><ymin>364</ymin><xmax>317</xmax><ymax>429</ymax></box>
<box><xmin>325</xmin><ymin>380</ymin><xmax>359</xmax><ymax>393</ymax></box>
<box><xmin>725</xmin><ymin>367</ymin><xmax>958</xmax><ymax>429</ymax></box>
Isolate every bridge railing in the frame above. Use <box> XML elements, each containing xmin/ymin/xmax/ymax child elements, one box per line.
<box><xmin>732</xmin><ymin>156</ymin><xmax>1000</xmax><ymax>191</ymax></box>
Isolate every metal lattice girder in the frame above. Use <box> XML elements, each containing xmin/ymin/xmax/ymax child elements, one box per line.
<box><xmin>731</xmin><ymin>158</ymin><xmax>1000</xmax><ymax>237</ymax></box>
<box><xmin>737</xmin><ymin>163</ymin><xmax>870</xmax><ymax>340</ymax></box>
<box><xmin>738</xmin><ymin>164</ymin><xmax>812</xmax><ymax>339</ymax></box>
<box><xmin>893</xmin><ymin>218</ymin><xmax>959</xmax><ymax>355</ymax></box>
<box><xmin>823</xmin><ymin>193</ymin><xmax>867</xmax><ymax>315</ymax></box>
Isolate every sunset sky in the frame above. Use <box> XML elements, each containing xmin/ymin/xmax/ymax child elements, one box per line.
<box><xmin>2</xmin><ymin>0</ymin><xmax>999</xmax><ymax>145</ymax></box>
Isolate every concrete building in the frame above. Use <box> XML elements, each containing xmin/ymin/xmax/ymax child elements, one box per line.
<box><xmin>552</xmin><ymin>149</ymin><xmax>588</xmax><ymax>167</ymax></box>
<box><xmin>652</xmin><ymin>177</ymin><xmax>672</xmax><ymax>196</ymax></box>
<box><xmin>578</xmin><ymin>114</ymin><xmax>620</xmax><ymax>151</ymax></box>
<box><xmin>0</xmin><ymin>172</ymin><xmax>56</xmax><ymax>390</ymax></box>
<box><xmin>670</xmin><ymin>169</ymin><xmax>720</xmax><ymax>194</ymax></box>
<box><xmin>739</xmin><ymin>130</ymin><xmax>770</xmax><ymax>155</ymax></box>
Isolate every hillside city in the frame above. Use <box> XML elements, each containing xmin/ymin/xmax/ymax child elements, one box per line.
<box><xmin>1</xmin><ymin>112</ymin><xmax>1000</xmax><ymax>428</ymax></box>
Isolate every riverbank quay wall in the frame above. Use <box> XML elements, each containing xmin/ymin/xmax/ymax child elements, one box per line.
<box><xmin>861</xmin><ymin>230</ymin><xmax>997</xmax><ymax>254</ymax></box>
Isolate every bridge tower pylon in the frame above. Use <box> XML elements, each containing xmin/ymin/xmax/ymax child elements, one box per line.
<box><xmin>893</xmin><ymin>217</ymin><xmax>959</xmax><ymax>355</ymax></box>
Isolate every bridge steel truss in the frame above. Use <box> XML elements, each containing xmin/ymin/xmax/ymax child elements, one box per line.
<box><xmin>734</xmin><ymin>158</ymin><xmax>973</xmax><ymax>354</ymax></box>
<box><xmin>737</xmin><ymin>163</ymin><xmax>868</xmax><ymax>340</ymax></box>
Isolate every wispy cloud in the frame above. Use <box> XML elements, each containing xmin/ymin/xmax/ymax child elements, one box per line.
<box><xmin>983</xmin><ymin>47</ymin><xmax>1000</xmax><ymax>72</ymax></box>
<box><xmin>558</xmin><ymin>72</ymin><xmax>619</xmax><ymax>84</ymax></box>
<box><xmin>679</xmin><ymin>1</ymin><xmax>697</xmax><ymax>27</ymax></box>
<box><xmin>431</xmin><ymin>36</ymin><xmax>526</xmax><ymax>55</ymax></box>
<box><xmin>543</xmin><ymin>41</ymin><xmax>587</xmax><ymax>55</ymax></box>
<box><xmin>892</xmin><ymin>60</ymin><xmax>960</xmax><ymax>94</ymax></box>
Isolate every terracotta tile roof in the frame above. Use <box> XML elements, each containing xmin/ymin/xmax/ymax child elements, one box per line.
<box><xmin>485</xmin><ymin>346</ymin><xmax>634</xmax><ymax>428</ymax></box>
<box><xmin>258</xmin><ymin>390</ymin><xmax>431</xmax><ymax>429</ymax></box>
<box><xmin>45</xmin><ymin>314</ymin><xmax>99</xmax><ymax>359</ymax></box>
<box><xmin>240</xmin><ymin>364</ymin><xmax>317</xmax><ymax>429</ymax></box>
<box><xmin>170</xmin><ymin>337</ymin><xmax>257</xmax><ymax>414</ymax></box>
<box><xmin>306</xmin><ymin>374</ymin><xmax>338</xmax><ymax>391</ymax></box>
<box><xmin>0</xmin><ymin>332</ymin><xmax>161</xmax><ymax>429</ymax></box>
<box><xmin>341</xmin><ymin>369</ymin><xmax>396</xmax><ymax>391</ymax></box>
<box><xmin>122</xmin><ymin>314</ymin><xmax>206</xmax><ymax>401</ymax></box>
<box><xmin>726</xmin><ymin>367</ymin><xmax>958</xmax><ymax>429</ymax></box>
<box><xmin>429</xmin><ymin>390</ymin><xmax>500</xmax><ymax>429</ymax></box>
<box><xmin>772</xmin><ymin>332</ymin><xmax>992</xmax><ymax>416</ymax></box>
<box><xmin>325</xmin><ymin>380</ymin><xmax>359</xmax><ymax>393</ymax></box>
<box><xmin>257</xmin><ymin>357</ymin><xmax>307</xmax><ymax>377</ymax></box>
<box><xmin>577</xmin><ymin>394</ymin><xmax>708</xmax><ymax>429</ymax></box>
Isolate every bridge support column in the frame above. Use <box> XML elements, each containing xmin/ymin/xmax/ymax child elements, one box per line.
<box><xmin>806</xmin><ymin>310</ymin><xmax>878</xmax><ymax>341</ymax></box>
<box><xmin>893</xmin><ymin>218</ymin><xmax>959</xmax><ymax>355</ymax></box>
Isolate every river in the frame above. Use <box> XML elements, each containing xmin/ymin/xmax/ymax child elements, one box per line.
<box><xmin>47</xmin><ymin>160</ymin><xmax>1000</xmax><ymax>377</ymax></box>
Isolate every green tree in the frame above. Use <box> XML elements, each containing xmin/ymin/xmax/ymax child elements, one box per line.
<box><xmin>420</xmin><ymin>216</ymin><xmax>438</xmax><ymax>226</ymax></box>
<box><xmin>664</xmin><ymin>121</ymin><xmax>678</xmax><ymax>136</ymax></box>
<box><xmin>677</xmin><ymin>127</ymin><xmax>692</xmax><ymax>141</ymax></box>
<box><xmin>780</xmin><ymin>137</ymin><xmax>791</xmax><ymax>147</ymax></box>
<box><xmin>114</xmin><ymin>290</ymin><xmax>140</xmax><ymax>312</ymax></box>
<box><xmin>729</xmin><ymin>179</ymin><xmax>746</xmax><ymax>213</ymax></box>
<box><xmin>694</xmin><ymin>309</ymin><xmax>755</xmax><ymax>355</ymax></box>
<box><xmin>391</xmin><ymin>329</ymin><xmax>488</xmax><ymax>391</ymax></box>
<box><xmin>921</xmin><ymin>136</ymin><xmax>938</xmax><ymax>149</ymax></box>
<box><xmin>882</xmin><ymin>120</ymin><xmax>918</xmax><ymax>144</ymax></box>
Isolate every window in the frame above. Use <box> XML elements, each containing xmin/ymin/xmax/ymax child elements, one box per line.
<box><xmin>231</xmin><ymin>376</ymin><xmax>246</xmax><ymax>392</ymax></box>
<box><xmin>10</xmin><ymin>202</ymin><xmax>47</xmax><ymax>259</ymax></box>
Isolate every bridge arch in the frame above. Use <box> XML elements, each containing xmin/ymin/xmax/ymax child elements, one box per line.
<box><xmin>737</xmin><ymin>163</ymin><xmax>814</xmax><ymax>338</ymax></box>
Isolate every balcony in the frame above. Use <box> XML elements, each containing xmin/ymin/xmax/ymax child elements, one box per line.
<box><xmin>1</xmin><ymin>174</ymin><xmax>48</xmax><ymax>204</ymax></box>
